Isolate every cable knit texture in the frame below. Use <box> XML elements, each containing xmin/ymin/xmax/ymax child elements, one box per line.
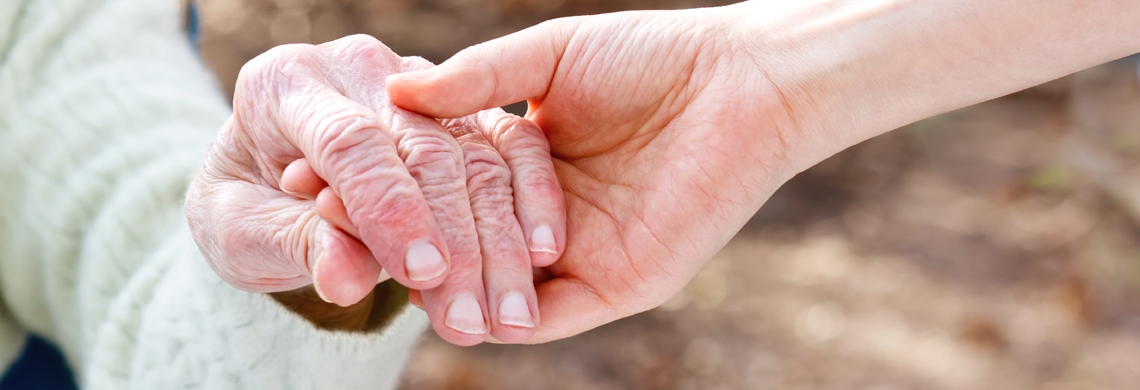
<box><xmin>0</xmin><ymin>0</ymin><xmax>429</xmax><ymax>388</ymax></box>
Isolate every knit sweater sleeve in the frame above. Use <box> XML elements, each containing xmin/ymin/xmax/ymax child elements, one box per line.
<box><xmin>0</xmin><ymin>0</ymin><xmax>429</xmax><ymax>388</ymax></box>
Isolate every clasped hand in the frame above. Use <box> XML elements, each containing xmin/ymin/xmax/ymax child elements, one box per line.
<box><xmin>189</xmin><ymin>3</ymin><xmax>803</xmax><ymax>347</ymax></box>
<box><xmin>186</xmin><ymin>35</ymin><xmax>566</xmax><ymax>346</ymax></box>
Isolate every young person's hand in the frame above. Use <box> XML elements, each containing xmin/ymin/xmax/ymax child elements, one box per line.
<box><xmin>388</xmin><ymin>0</ymin><xmax>1140</xmax><ymax>343</ymax></box>
<box><xmin>389</xmin><ymin>7</ymin><xmax>798</xmax><ymax>343</ymax></box>
<box><xmin>186</xmin><ymin>35</ymin><xmax>565</xmax><ymax>345</ymax></box>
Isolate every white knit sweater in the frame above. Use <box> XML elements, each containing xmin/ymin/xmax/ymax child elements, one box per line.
<box><xmin>0</xmin><ymin>0</ymin><xmax>429</xmax><ymax>388</ymax></box>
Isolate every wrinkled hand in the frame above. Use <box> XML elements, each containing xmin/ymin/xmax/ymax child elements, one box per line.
<box><xmin>186</xmin><ymin>35</ymin><xmax>565</xmax><ymax>345</ymax></box>
<box><xmin>387</xmin><ymin>7</ymin><xmax>801</xmax><ymax>342</ymax></box>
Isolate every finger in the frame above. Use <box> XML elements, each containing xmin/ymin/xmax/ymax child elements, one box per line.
<box><xmin>446</xmin><ymin>116</ymin><xmax>540</xmax><ymax>343</ymax></box>
<box><xmin>302</xmin><ymin>172</ymin><xmax>394</xmax><ymax>287</ymax></box>
<box><xmin>235</xmin><ymin>44</ymin><xmax>451</xmax><ymax>290</ymax></box>
<box><xmin>187</xmin><ymin>171</ymin><xmax>381</xmax><ymax>307</ymax></box>
<box><xmin>471</xmin><ymin>110</ymin><xmax>566</xmax><ymax>267</ymax></box>
<box><xmin>385</xmin><ymin>17</ymin><xmax>581</xmax><ymax>118</ymax></box>
<box><xmin>317</xmin><ymin>36</ymin><xmax>491</xmax><ymax>345</ymax></box>
<box><xmin>311</xmin><ymin>224</ymin><xmax>385</xmax><ymax>307</ymax></box>
<box><xmin>280</xmin><ymin>158</ymin><xmax>326</xmax><ymax>199</ymax></box>
<box><xmin>310</xmin><ymin>187</ymin><xmax>393</xmax><ymax>287</ymax></box>
<box><xmin>315</xmin><ymin>186</ymin><xmax>360</xmax><ymax>239</ymax></box>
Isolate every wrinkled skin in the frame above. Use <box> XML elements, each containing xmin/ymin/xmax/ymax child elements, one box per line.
<box><xmin>185</xmin><ymin>35</ymin><xmax>566</xmax><ymax>346</ymax></box>
<box><xmin>387</xmin><ymin>8</ymin><xmax>802</xmax><ymax>343</ymax></box>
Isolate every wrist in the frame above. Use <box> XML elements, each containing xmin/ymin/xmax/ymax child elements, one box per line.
<box><xmin>716</xmin><ymin>0</ymin><xmax>917</xmax><ymax>173</ymax></box>
<box><xmin>720</xmin><ymin>0</ymin><xmax>1140</xmax><ymax>172</ymax></box>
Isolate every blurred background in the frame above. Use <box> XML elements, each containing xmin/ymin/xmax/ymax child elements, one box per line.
<box><xmin>192</xmin><ymin>0</ymin><xmax>1140</xmax><ymax>389</ymax></box>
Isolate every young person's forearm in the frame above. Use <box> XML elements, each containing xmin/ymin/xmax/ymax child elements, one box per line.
<box><xmin>726</xmin><ymin>0</ymin><xmax>1140</xmax><ymax>170</ymax></box>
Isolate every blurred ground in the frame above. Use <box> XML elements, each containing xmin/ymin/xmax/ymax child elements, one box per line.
<box><xmin>198</xmin><ymin>1</ymin><xmax>1140</xmax><ymax>389</ymax></box>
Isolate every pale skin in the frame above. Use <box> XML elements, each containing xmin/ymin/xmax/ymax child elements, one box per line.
<box><xmin>185</xmin><ymin>35</ymin><xmax>566</xmax><ymax>346</ymax></box>
<box><xmin>187</xmin><ymin>0</ymin><xmax>1140</xmax><ymax>346</ymax></box>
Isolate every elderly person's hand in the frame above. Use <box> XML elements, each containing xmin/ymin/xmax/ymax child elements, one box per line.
<box><xmin>185</xmin><ymin>35</ymin><xmax>565</xmax><ymax>346</ymax></box>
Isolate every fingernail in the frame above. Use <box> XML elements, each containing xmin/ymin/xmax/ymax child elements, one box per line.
<box><xmin>529</xmin><ymin>225</ymin><xmax>557</xmax><ymax>254</ymax></box>
<box><xmin>405</xmin><ymin>241</ymin><xmax>447</xmax><ymax>282</ymax></box>
<box><xmin>497</xmin><ymin>292</ymin><xmax>535</xmax><ymax>328</ymax></box>
<box><xmin>391</xmin><ymin>68</ymin><xmax>437</xmax><ymax>81</ymax></box>
<box><xmin>311</xmin><ymin>255</ymin><xmax>333</xmax><ymax>304</ymax></box>
<box><xmin>445</xmin><ymin>294</ymin><xmax>487</xmax><ymax>335</ymax></box>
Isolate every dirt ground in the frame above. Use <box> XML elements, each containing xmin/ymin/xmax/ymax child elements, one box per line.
<box><xmin>197</xmin><ymin>1</ymin><xmax>1140</xmax><ymax>389</ymax></box>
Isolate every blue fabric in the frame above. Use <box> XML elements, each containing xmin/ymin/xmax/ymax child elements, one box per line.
<box><xmin>0</xmin><ymin>336</ymin><xmax>78</xmax><ymax>390</ymax></box>
<box><xmin>187</xmin><ymin>0</ymin><xmax>200</xmax><ymax>49</ymax></box>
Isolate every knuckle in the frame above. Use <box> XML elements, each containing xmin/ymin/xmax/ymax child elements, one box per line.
<box><xmin>365</xmin><ymin>183</ymin><xmax>430</xmax><ymax>226</ymax></box>
<box><xmin>321</xmin><ymin>34</ymin><xmax>401</xmax><ymax>72</ymax></box>
<box><xmin>468</xmin><ymin>182</ymin><xmax>514</xmax><ymax>213</ymax></box>
<box><xmin>465</xmin><ymin>156</ymin><xmax>513</xmax><ymax>199</ymax></box>
<box><xmin>335</xmin><ymin>33</ymin><xmax>381</xmax><ymax>48</ymax></box>
<box><xmin>474</xmin><ymin>116</ymin><xmax>561</xmax><ymax>199</ymax></box>
<box><xmin>402</xmin><ymin>135</ymin><xmax>465</xmax><ymax>189</ymax></box>
<box><xmin>236</xmin><ymin>44</ymin><xmax>317</xmax><ymax>102</ymax></box>
<box><xmin>316</xmin><ymin>113</ymin><xmax>391</xmax><ymax>169</ymax></box>
<box><xmin>488</xmin><ymin>115</ymin><xmax>551</xmax><ymax>153</ymax></box>
<box><xmin>325</xmin><ymin>34</ymin><xmax>392</xmax><ymax>61</ymax></box>
<box><xmin>517</xmin><ymin>171</ymin><xmax>560</xmax><ymax>197</ymax></box>
<box><xmin>442</xmin><ymin>117</ymin><xmax>478</xmax><ymax>140</ymax></box>
<box><xmin>461</xmin><ymin>141</ymin><xmax>514</xmax><ymax>200</ymax></box>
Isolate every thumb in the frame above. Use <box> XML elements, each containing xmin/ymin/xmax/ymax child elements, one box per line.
<box><xmin>386</xmin><ymin>17</ymin><xmax>580</xmax><ymax>118</ymax></box>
